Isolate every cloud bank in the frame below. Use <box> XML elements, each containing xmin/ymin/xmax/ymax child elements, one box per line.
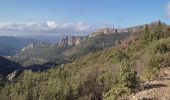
<box><xmin>0</xmin><ymin>21</ymin><xmax>98</xmax><ymax>36</ymax></box>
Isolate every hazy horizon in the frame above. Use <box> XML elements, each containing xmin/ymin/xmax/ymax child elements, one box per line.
<box><xmin>1</xmin><ymin>0</ymin><xmax>170</xmax><ymax>36</ymax></box>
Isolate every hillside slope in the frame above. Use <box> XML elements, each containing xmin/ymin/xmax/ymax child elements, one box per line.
<box><xmin>0</xmin><ymin>56</ymin><xmax>22</xmax><ymax>76</ymax></box>
<box><xmin>64</xmin><ymin>32</ymin><xmax>131</xmax><ymax>58</ymax></box>
<box><xmin>0</xmin><ymin>21</ymin><xmax>169</xmax><ymax>100</ymax></box>
<box><xmin>16</xmin><ymin>45</ymin><xmax>72</xmax><ymax>63</ymax></box>
<box><xmin>15</xmin><ymin>32</ymin><xmax>131</xmax><ymax>66</ymax></box>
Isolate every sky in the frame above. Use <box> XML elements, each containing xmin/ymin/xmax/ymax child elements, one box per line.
<box><xmin>0</xmin><ymin>0</ymin><xmax>170</xmax><ymax>36</ymax></box>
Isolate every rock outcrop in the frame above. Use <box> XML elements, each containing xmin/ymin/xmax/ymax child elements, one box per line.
<box><xmin>89</xmin><ymin>28</ymin><xmax>117</xmax><ymax>37</ymax></box>
<box><xmin>58</xmin><ymin>36</ymin><xmax>86</xmax><ymax>46</ymax></box>
<box><xmin>89</xmin><ymin>25</ymin><xmax>144</xmax><ymax>37</ymax></box>
<box><xmin>21</xmin><ymin>42</ymin><xmax>51</xmax><ymax>51</ymax></box>
<box><xmin>7</xmin><ymin>69</ymin><xmax>22</xmax><ymax>81</ymax></box>
<box><xmin>97</xmin><ymin>28</ymin><xmax>118</xmax><ymax>34</ymax></box>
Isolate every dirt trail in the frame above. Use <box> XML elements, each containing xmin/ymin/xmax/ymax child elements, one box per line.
<box><xmin>130</xmin><ymin>67</ymin><xmax>170</xmax><ymax>100</ymax></box>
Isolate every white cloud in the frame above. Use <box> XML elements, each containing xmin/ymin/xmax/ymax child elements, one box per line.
<box><xmin>46</xmin><ymin>21</ymin><xmax>58</xmax><ymax>29</ymax></box>
<box><xmin>0</xmin><ymin>21</ymin><xmax>98</xmax><ymax>36</ymax></box>
<box><xmin>166</xmin><ymin>2</ymin><xmax>170</xmax><ymax>18</ymax></box>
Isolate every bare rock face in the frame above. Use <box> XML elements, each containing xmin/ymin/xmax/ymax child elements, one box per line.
<box><xmin>97</xmin><ymin>28</ymin><xmax>117</xmax><ymax>34</ymax></box>
<box><xmin>58</xmin><ymin>36</ymin><xmax>86</xmax><ymax>46</ymax></box>
<box><xmin>89</xmin><ymin>25</ymin><xmax>144</xmax><ymax>37</ymax></box>
<box><xmin>21</xmin><ymin>42</ymin><xmax>50</xmax><ymax>51</ymax></box>
<box><xmin>90</xmin><ymin>28</ymin><xmax>118</xmax><ymax>37</ymax></box>
<box><xmin>7</xmin><ymin>69</ymin><xmax>22</xmax><ymax>81</ymax></box>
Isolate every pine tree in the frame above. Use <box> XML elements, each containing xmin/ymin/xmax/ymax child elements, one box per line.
<box><xmin>142</xmin><ymin>24</ymin><xmax>151</xmax><ymax>44</ymax></box>
<box><xmin>153</xmin><ymin>20</ymin><xmax>163</xmax><ymax>40</ymax></box>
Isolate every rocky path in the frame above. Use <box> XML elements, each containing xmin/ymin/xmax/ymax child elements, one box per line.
<box><xmin>130</xmin><ymin>67</ymin><xmax>170</xmax><ymax>100</ymax></box>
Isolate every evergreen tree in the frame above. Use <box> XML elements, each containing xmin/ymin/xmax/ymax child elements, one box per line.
<box><xmin>153</xmin><ymin>20</ymin><xmax>163</xmax><ymax>40</ymax></box>
<box><xmin>142</xmin><ymin>24</ymin><xmax>151</xmax><ymax>44</ymax></box>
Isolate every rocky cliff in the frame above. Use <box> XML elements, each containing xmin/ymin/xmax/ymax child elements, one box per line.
<box><xmin>21</xmin><ymin>42</ymin><xmax>51</xmax><ymax>51</ymax></box>
<box><xmin>58</xmin><ymin>36</ymin><xmax>86</xmax><ymax>46</ymax></box>
<box><xmin>90</xmin><ymin>25</ymin><xmax>144</xmax><ymax>37</ymax></box>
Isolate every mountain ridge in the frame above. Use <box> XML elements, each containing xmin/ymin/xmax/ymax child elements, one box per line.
<box><xmin>0</xmin><ymin>36</ymin><xmax>38</xmax><ymax>56</ymax></box>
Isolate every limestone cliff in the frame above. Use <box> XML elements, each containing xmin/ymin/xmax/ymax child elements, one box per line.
<box><xmin>21</xmin><ymin>42</ymin><xmax>51</xmax><ymax>51</ymax></box>
<box><xmin>90</xmin><ymin>25</ymin><xmax>144</xmax><ymax>37</ymax></box>
<box><xmin>58</xmin><ymin>36</ymin><xmax>86</xmax><ymax>46</ymax></box>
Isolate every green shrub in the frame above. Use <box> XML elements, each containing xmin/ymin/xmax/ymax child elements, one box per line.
<box><xmin>0</xmin><ymin>75</ymin><xmax>7</xmax><ymax>88</ymax></box>
<box><xmin>142</xmin><ymin>38</ymin><xmax>170</xmax><ymax>80</ymax></box>
<box><xmin>143</xmin><ymin>55</ymin><xmax>160</xmax><ymax>80</ymax></box>
<box><xmin>103</xmin><ymin>83</ymin><xmax>130</xmax><ymax>100</ymax></box>
<box><xmin>114</xmin><ymin>50</ymin><xmax>129</xmax><ymax>62</ymax></box>
<box><xmin>154</xmin><ymin>41</ymin><xmax>169</xmax><ymax>54</ymax></box>
<box><xmin>115</xmin><ymin>61</ymin><xmax>139</xmax><ymax>90</ymax></box>
<box><xmin>104</xmin><ymin>61</ymin><xmax>139</xmax><ymax>100</ymax></box>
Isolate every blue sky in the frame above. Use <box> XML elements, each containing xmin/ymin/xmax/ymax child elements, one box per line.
<box><xmin>0</xmin><ymin>0</ymin><xmax>170</xmax><ymax>36</ymax></box>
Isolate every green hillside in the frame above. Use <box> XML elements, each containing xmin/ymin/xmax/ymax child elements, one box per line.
<box><xmin>15</xmin><ymin>45</ymin><xmax>73</xmax><ymax>66</ymax></box>
<box><xmin>0</xmin><ymin>21</ymin><xmax>169</xmax><ymax>100</ymax></box>
<box><xmin>15</xmin><ymin>32</ymin><xmax>131</xmax><ymax>66</ymax></box>
<box><xmin>64</xmin><ymin>32</ymin><xmax>131</xmax><ymax>58</ymax></box>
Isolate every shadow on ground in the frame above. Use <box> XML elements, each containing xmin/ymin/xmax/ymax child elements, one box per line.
<box><xmin>143</xmin><ymin>83</ymin><xmax>167</xmax><ymax>90</ymax></box>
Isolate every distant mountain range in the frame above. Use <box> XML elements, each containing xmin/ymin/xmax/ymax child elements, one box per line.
<box><xmin>1</xmin><ymin>21</ymin><xmax>160</xmax><ymax>74</ymax></box>
<box><xmin>22</xmin><ymin>35</ymin><xmax>61</xmax><ymax>43</ymax></box>
<box><xmin>14</xmin><ymin>27</ymin><xmax>133</xmax><ymax>66</ymax></box>
<box><xmin>0</xmin><ymin>36</ymin><xmax>37</xmax><ymax>56</ymax></box>
<box><xmin>0</xmin><ymin>27</ymin><xmax>133</xmax><ymax>78</ymax></box>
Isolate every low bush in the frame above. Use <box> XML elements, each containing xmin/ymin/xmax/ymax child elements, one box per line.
<box><xmin>104</xmin><ymin>61</ymin><xmax>139</xmax><ymax>100</ymax></box>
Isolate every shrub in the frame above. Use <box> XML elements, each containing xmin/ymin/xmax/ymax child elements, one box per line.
<box><xmin>154</xmin><ymin>41</ymin><xmax>168</xmax><ymax>53</ymax></box>
<box><xmin>115</xmin><ymin>61</ymin><xmax>139</xmax><ymax>90</ymax></box>
<box><xmin>143</xmin><ymin>55</ymin><xmax>160</xmax><ymax>80</ymax></box>
<box><xmin>165</xmin><ymin>27</ymin><xmax>170</xmax><ymax>38</ymax></box>
<box><xmin>103</xmin><ymin>61</ymin><xmax>139</xmax><ymax>100</ymax></box>
<box><xmin>142</xmin><ymin>38</ymin><xmax>170</xmax><ymax>80</ymax></box>
<box><xmin>0</xmin><ymin>75</ymin><xmax>7</xmax><ymax>88</ymax></box>
<box><xmin>103</xmin><ymin>83</ymin><xmax>130</xmax><ymax>100</ymax></box>
<box><xmin>114</xmin><ymin>50</ymin><xmax>129</xmax><ymax>62</ymax></box>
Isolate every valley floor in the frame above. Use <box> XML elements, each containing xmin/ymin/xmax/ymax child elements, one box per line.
<box><xmin>129</xmin><ymin>67</ymin><xmax>170</xmax><ymax>100</ymax></box>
